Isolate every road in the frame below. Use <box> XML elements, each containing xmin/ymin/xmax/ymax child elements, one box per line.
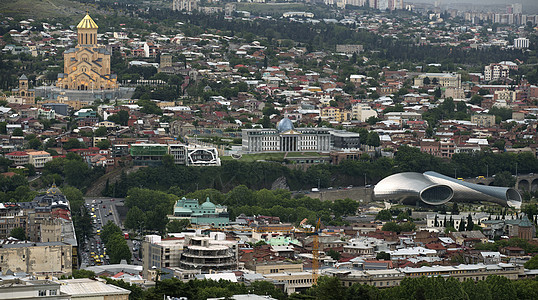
<box><xmin>81</xmin><ymin>197</ymin><xmax>128</xmax><ymax>268</ymax></box>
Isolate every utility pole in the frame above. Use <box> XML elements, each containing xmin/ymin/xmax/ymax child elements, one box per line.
<box><xmin>486</xmin><ymin>164</ymin><xmax>489</xmax><ymax>178</ymax></box>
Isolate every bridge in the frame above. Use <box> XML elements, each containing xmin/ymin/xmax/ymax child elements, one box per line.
<box><xmin>465</xmin><ymin>173</ymin><xmax>538</xmax><ymax>192</ymax></box>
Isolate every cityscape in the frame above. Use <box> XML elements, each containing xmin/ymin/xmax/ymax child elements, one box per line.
<box><xmin>0</xmin><ymin>0</ymin><xmax>537</xmax><ymax>299</ymax></box>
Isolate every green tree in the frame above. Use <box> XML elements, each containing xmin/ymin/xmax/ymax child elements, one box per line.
<box><xmin>124</xmin><ymin>206</ymin><xmax>146</xmax><ymax>231</ymax></box>
<box><xmin>61</xmin><ymin>186</ymin><xmax>85</xmax><ymax>214</ymax></box>
<box><xmin>366</xmin><ymin>131</ymin><xmax>380</xmax><ymax>147</ymax></box>
<box><xmin>72</xmin><ymin>269</ymin><xmax>96</xmax><ymax>279</ymax></box>
<box><xmin>63</xmin><ymin>138</ymin><xmax>84</xmax><ymax>150</ymax></box>
<box><xmin>167</xmin><ymin>219</ymin><xmax>190</xmax><ymax>233</ymax></box>
<box><xmin>12</xmin><ymin>128</ymin><xmax>23</xmax><ymax>136</ymax></box>
<box><xmin>27</xmin><ymin>138</ymin><xmax>42</xmax><ymax>150</ymax></box>
<box><xmin>94</xmin><ymin>126</ymin><xmax>108</xmax><ymax>137</ymax></box>
<box><xmin>493</xmin><ymin>171</ymin><xmax>516</xmax><ymax>187</ymax></box>
<box><xmin>96</xmin><ymin>139</ymin><xmax>111</xmax><ymax>150</ymax></box>
<box><xmin>108</xmin><ymin>110</ymin><xmax>129</xmax><ymax>126</ymax></box>
<box><xmin>376</xmin><ymin>251</ymin><xmax>390</xmax><ymax>260</ymax></box>
<box><xmin>524</xmin><ymin>255</ymin><xmax>538</xmax><ymax>269</ymax></box>
<box><xmin>101</xmin><ymin>220</ymin><xmax>123</xmax><ymax>245</ymax></box>
<box><xmin>310</xmin><ymin>276</ymin><xmax>346</xmax><ymax>300</ymax></box>
<box><xmin>326</xmin><ymin>249</ymin><xmax>341</xmax><ymax>261</ymax></box>
<box><xmin>381</xmin><ymin>222</ymin><xmax>400</xmax><ymax>232</ymax></box>
<box><xmin>375</xmin><ymin>210</ymin><xmax>392</xmax><ymax>221</ymax></box>
<box><xmin>106</xmin><ymin>233</ymin><xmax>132</xmax><ymax>264</ymax></box>
<box><xmin>10</xmin><ymin>227</ymin><xmax>26</xmax><ymax>240</ymax></box>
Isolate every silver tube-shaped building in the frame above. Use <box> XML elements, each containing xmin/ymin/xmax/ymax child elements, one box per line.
<box><xmin>373</xmin><ymin>171</ymin><xmax>522</xmax><ymax>208</ymax></box>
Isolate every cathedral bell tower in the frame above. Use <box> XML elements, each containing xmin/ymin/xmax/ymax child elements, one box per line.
<box><xmin>76</xmin><ymin>13</ymin><xmax>98</xmax><ymax>46</ymax></box>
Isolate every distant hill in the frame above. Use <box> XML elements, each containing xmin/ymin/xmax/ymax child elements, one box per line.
<box><xmin>0</xmin><ymin>0</ymin><xmax>91</xmax><ymax>20</ymax></box>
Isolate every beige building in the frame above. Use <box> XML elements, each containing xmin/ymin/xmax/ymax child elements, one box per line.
<box><xmin>27</xmin><ymin>151</ymin><xmax>53</xmax><ymax>168</ymax></box>
<box><xmin>58</xmin><ymin>278</ymin><xmax>130</xmax><ymax>299</ymax></box>
<box><xmin>8</xmin><ymin>75</ymin><xmax>35</xmax><ymax>105</ymax></box>
<box><xmin>142</xmin><ymin>235</ymin><xmax>185</xmax><ymax>279</ymax></box>
<box><xmin>57</xmin><ymin>14</ymin><xmax>118</xmax><ymax>91</ymax></box>
<box><xmin>0</xmin><ymin>242</ymin><xmax>73</xmax><ymax>276</ymax></box>
<box><xmin>414</xmin><ymin>73</ymin><xmax>461</xmax><ymax>88</ymax></box>
<box><xmin>264</xmin><ymin>272</ymin><xmax>315</xmax><ymax>295</ymax></box>
<box><xmin>254</xmin><ymin>262</ymin><xmax>304</xmax><ymax>275</ymax></box>
<box><xmin>352</xmin><ymin>103</ymin><xmax>377</xmax><ymax>122</ymax></box>
<box><xmin>471</xmin><ymin>114</ymin><xmax>496</xmax><ymax>127</ymax></box>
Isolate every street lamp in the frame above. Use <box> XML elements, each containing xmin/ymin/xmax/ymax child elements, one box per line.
<box><xmin>486</xmin><ymin>164</ymin><xmax>489</xmax><ymax>178</ymax></box>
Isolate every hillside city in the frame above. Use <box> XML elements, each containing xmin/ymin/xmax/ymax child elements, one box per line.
<box><xmin>0</xmin><ymin>0</ymin><xmax>538</xmax><ymax>299</ymax></box>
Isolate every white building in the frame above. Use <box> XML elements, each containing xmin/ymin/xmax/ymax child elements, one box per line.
<box><xmin>513</xmin><ymin>37</ymin><xmax>529</xmax><ymax>49</ymax></box>
<box><xmin>242</xmin><ymin>118</ymin><xmax>332</xmax><ymax>153</ymax></box>
<box><xmin>484</xmin><ymin>63</ymin><xmax>510</xmax><ymax>81</ymax></box>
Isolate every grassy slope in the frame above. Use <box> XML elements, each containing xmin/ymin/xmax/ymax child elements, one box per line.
<box><xmin>0</xmin><ymin>0</ymin><xmax>90</xmax><ymax>20</ymax></box>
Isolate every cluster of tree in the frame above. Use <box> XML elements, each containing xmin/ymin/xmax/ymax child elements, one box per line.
<box><xmin>106</xmin><ymin>148</ymin><xmax>536</xmax><ymax>202</ymax></box>
<box><xmin>375</xmin><ymin>209</ymin><xmax>412</xmax><ymax>221</ymax></box>
<box><xmin>103</xmin><ymin>274</ymin><xmax>538</xmax><ymax>300</ymax></box>
<box><xmin>42</xmin><ymin>153</ymin><xmax>105</xmax><ymax>191</ymax></box>
<box><xmin>474</xmin><ymin>237</ymin><xmax>538</xmax><ymax>254</ymax></box>
<box><xmin>381</xmin><ymin>221</ymin><xmax>416</xmax><ymax>233</ymax></box>
<box><xmin>100</xmin><ymin>221</ymin><xmax>131</xmax><ymax>264</ymax></box>
<box><xmin>0</xmin><ymin>173</ymin><xmax>34</xmax><ymax>202</ymax></box>
<box><xmin>121</xmin><ymin>185</ymin><xmax>359</xmax><ymax>232</ymax></box>
<box><xmin>123</xmin><ymin>188</ymin><xmax>178</xmax><ymax>234</ymax></box>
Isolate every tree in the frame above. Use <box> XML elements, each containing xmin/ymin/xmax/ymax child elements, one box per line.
<box><xmin>366</xmin><ymin>131</ymin><xmax>380</xmax><ymax>147</ymax></box>
<box><xmin>72</xmin><ymin>269</ymin><xmax>96</xmax><ymax>279</ymax></box>
<box><xmin>524</xmin><ymin>255</ymin><xmax>538</xmax><ymax>269</ymax></box>
<box><xmin>96</xmin><ymin>139</ymin><xmax>111</xmax><ymax>150</ymax></box>
<box><xmin>327</xmin><ymin>249</ymin><xmax>341</xmax><ymax>261</ymax></box>
<box><xmin>94</xmin><ymin>126</ymin><xmax>108</xmax><ymax>137</ymax></box>
<box><xmin>493</xmin><ymin>171</ymin><xmax>516</xmax><ymax>187</ymax></box>
<box><xmin>12</xmin><ymin>128</ymin><xmax>23</xmax><ymax>136</ymax></box>
<box><xmin>167</xmin><ymin>219</ymin><xmax>190</xmax><ymax>233</ymax></box>
<box><xmin>108</xmin><ymin>110</ymin><xmax>129</xmax><ymax>126</ymax></box>
<box><xmin>124</xmin><ymin>206</ymin><xmax>146</xmax><ymax>231</ymax></box>
<box><xmin>381</xmin><ymin>221</ymin><xmax>400</xmax><ymax>232</ymax></box>
<box><xmin>466</xmin><ymin>214</ymin><xmax>474</xmax><ymax>231</ymax></box>
<box><xmin>452</xmin><ymin>202</ymin><xmax>460</xmax><ymax>215</ymax></box>
<box><xmin>423</xmin><ymin>77</ymin><xmax>431</xmax><ymax>85</ymax></box>
<box><xmin>63</xmin><ymin>138</ymin><xmax>84</xmax><ymax>150</ymax></box>
<box><xmin>61</xmin><ymin>186</ymin><xmax>85</xmax><ymax>214</ymax></box>
<box><xmin>376</xmin><ymin>251</ymin><xmax>390</xmax><ymax>260</ymax></box>
<box><xmin>310</xmin><ymin>276</ymin><xmax>346</xmax><ymax>300</ymax></box>
<box><xmin>101</xmin><ymin>220</ymin><xmax>122</xmax><ymax>245</ymax></box>
<box><xmin>10</xmin><ymin>227</ymin><xmax>26</xmax><ymax>240</ymax></box>
<box><xmin>459</xmin><ymin>219</ymin><xmax>466</xmax><ymax>231</ymax></box>
<box><xmin>375</xmin><ymin>209</ymin><xmax>392</xmax><ymax>221</ymax></box>
<box><xmin>106</xmin><ymin>233</ymin><xmax>131</xmax><ymax>264</ymax></box>
<box><xmin>27</xmin><ymin>138</ymin><xmax>42</xmax><ymax>150</ymax></box>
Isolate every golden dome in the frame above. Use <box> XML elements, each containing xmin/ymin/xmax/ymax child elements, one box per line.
<box><xmin>77</xmin><ymin>14</ymin><xmax>98</xmax><ymax>29</ymax></box>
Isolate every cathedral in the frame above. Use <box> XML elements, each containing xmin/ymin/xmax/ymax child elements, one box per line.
<box><xmin>56</xmin><ymin>13</ymin><xmax>118</xmax><ymax>91</ymax></box>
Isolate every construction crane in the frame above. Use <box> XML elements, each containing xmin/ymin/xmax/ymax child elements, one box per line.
<box><xmin>312</xmin><ymin>218</ymin><xmax>321</xmax><ymax>285</ymax></box>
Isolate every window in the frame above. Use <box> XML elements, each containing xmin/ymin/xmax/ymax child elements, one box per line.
<box><xmin>38</xmin><ymin>290</ymin><xmax>46</xmax><ymax>296</ymax></box>
<box><xmin>49</xmin><ymin>290</ymin><xmax>57</xmax><ymax>296</ymax></box>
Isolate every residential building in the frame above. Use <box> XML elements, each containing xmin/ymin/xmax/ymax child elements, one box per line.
<box><xmin>414</xmin><ymin>73</ymin><xmax>462</xmax><ymax>88</ymax></box>
<box><xmin>484</xmin><ymin>63</ymin><xmax>510</xmax><ymax>81</ymax></box>
<box><xmin>471</xmin><ymin>114</ymin><xmax>496</xmax><ymax>127</ymax></box>
<box><xmin>0</xmin><ymin>242</ymin><xmax>73</xmax><ymax>276</ymax></box>
<box><xmin>0</xmin><ymin>203</ymin><xmax>27</xmax><ymax>239</ymax></box>
<box><xmin>0</xmin><ymin>279</ymin><xmax>69</xmax><ymax>299</ymax></box>
<box><xmin>173</xmin><ymin>0</ymin><xmax>199</xmax><ymax>12</ymax></box>
<box><xmin>27</xmin><ymin>151</ymin><xmax>53</xmax><ymax>168</ymax></box>
<box><xmin>352</xmin><ymin>103</ymin><xmax>378</xmax><ymax>122</ymax></box>
<box><xmin>263</xmin><ymin>272</ymin><xmax>314</xmax><ymax>295</ymax></box>
<box><xmin>5</xmin><ymin>151</ymin><xmax>29</xmax><ymax>166</ymax></box>
<box><xmin>58</xmin><ymin>278</ymin><xmax>131</xmax><ymax>299</ymax></box>
<box><xmin>336</xmin><ymin>44</ymin><xmax>364</xmax><ymax>54</ymax></box>
<box><xmin>142</xmin><ymin>235</ymin><xmax>185</xmax><ymax>279</ymax></box>
<box><xmin>331</xmin><ymin>130</ymin><xmax>361</xmax><ymax>150</ymax></box>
